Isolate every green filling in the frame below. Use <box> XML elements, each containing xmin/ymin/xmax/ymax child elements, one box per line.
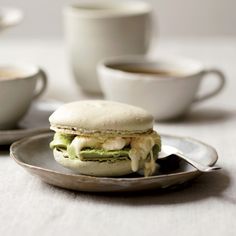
<box><xmin>50</xmin><ymin>133</ymin><xmax>161</xmax><ymax>161</ymax></box>
<box><xmin>49</xmin><ymin>133</ymin><xmax>74</xmax><ymax>149</ymax></box>
<box><xmin>79</xmin><ymin>145</ymin><xmax>159</xmax><ymax>161</ymax></box>
<box><xmin>79</xmin><ymin>148</ymin><xmax>130</xmax><ymax>161</ymax></box>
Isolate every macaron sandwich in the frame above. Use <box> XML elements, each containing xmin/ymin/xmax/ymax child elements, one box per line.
<box><xmin>49</xmin><ymin>100</ymin><xmax>161</xmax><ymax>177</ymax></box>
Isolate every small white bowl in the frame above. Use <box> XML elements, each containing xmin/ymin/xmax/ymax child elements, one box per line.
<box><xmin>97</xmin><ymin>56</ymin><xmax>225</xmax><ymax>120</ymax></box>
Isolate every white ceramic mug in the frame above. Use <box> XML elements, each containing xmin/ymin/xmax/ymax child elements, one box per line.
<box><xmin>0</xmin><ymin>64</ymin><xmax>47</xmax><ymax>129</ymax></box>
<box><xmin>63</xmin><ymin>1</ymin><xmax>152</xmax><ymax>93</ymax></box>
<box><xmin>98</xmin><ymin>56</ymin><xmax>226</xmax><ymax>120</ymax></box>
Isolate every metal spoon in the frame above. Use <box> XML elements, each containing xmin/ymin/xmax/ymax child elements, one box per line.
<box><xmin>158</xmin><ymin>145</ymin><xmax>221</xmax><ymax>172</ymax></box>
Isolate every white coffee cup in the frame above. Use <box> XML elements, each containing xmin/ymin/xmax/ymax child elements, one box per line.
<box><xmin>63</xmin><ymin>1</ymin><xmax>152</xmax><ymax>93</ymax></box>
<box><xmin>98</xmin><ymin>56</ymin><xmax>226</xmax><ymax>120</ymax></box>
<box><xmin>0</xmin><ymin>64</ymin><xmax>47</xmax><ymax>129</ymax></box>
<box><xmin>0</xmin><ymin>7</ymin><xmax>23</xmax><ymax>31</ymax></box>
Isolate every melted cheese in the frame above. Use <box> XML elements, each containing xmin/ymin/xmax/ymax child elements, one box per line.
<box><xmin>68</xmin><ymin>131</ymin><xmax>160</xmax><ymax>176</ymax></box>
<box><xmin>144</xmin><ymin>149</ymin><xmax>156</xmax><ymax>177</ymax></box>
<box><xmin>102</xmin><ymin>137</ymin><xmax>129</xmax><ymax>151</ymax></box>
<box><xmin>129</xmin><ymin>134</ymin><xmax>156</xmax><ymax>175</ymax></box>
<box><xmin>69</xmin><ymin>136</ymin><xmax>129</xmax><ymax>155</ymax></box>
<box><xmin>68</xmin><ymin>136</ymin><xmax>102</xmax><ymax>157</ymax></box>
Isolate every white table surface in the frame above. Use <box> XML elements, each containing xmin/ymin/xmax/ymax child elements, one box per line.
<box><xmin>0</xmin><ymin>37</ymin><xmax>236</xmax><ymax>236</ymax></box>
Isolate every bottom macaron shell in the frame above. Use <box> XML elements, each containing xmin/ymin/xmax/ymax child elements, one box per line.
<box><xmin>53</xmin><ymin>149</ymin><xmax>137</xmax><ymax>177</ymax></box>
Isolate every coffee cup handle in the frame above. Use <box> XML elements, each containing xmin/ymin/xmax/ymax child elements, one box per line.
<box><xmin>193</xmin><ymin>69</ymin><xmax>226</xmax><ymax>103</ymax></box>
<box><xmin>33</xmin><ymin>68</ymin><xmax>48</xmax><ymax>99</ymax></box>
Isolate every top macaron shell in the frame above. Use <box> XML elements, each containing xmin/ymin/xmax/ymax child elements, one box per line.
<box><xmin>49</xmin><ymin>100</ymin><xmax>153</xmax><ymax>133</ymax></box>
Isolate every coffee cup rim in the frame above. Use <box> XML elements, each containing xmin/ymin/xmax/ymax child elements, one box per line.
<box><xmin>63</xmin><ymin>1</ymin><xmax>151</xmax><ymax>18</ymax></box>
<box><xmin>98</xmin><ymin>55</ymin><xmax>205</xmax><ymax>81</ymax></box>
<box><xmin>0</xmin><ymin>64</ymin><xmax>40</xmax><ymax>82</ymax></box>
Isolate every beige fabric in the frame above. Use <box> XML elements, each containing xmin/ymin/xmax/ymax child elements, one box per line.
<box><xmin>0</xmin><ymin>38</ymin><xmax>236</xmax><ymax>236</ymax></box>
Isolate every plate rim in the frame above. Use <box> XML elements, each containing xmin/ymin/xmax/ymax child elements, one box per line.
<box><xmin>0</xmin><ymin>127</ymin><xmax>49</xmax><ymax>135</ymax></box>
<box><xmin>0</xmin><ymin>127</ymin><xmax>50</xmax><ymax>145</ymax></box>
<box><xmin>10</xmin><ymin>132</ymin><xmax>218</xmax><ymax>182</ymax></box>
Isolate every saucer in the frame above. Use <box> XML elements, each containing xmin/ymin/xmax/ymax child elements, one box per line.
<box><xmin>10</xmin><ymin>133</ymin><xmax>218</xmax><ymax>192</ymax></box>
<box><xmin>0</xmin><ymin>100</ymin><xmax>62</xmax><ymax>145</ymax></box>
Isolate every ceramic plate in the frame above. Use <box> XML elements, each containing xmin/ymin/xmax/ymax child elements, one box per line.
<box><xmin>10</xmin><ymin>133</ymin><xmax>218</xmax><ymax>192</ymax></box>
<box><xmin>0</xmin><ymin>100</ymin><xmax>62</xmax><ymax>145</ymax></box>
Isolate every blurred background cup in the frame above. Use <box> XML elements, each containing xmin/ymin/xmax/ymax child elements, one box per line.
<box><xmin>0</xmin><ymin>7</ymin><xmax>23</xmax><ymax>32</ymax></box>
<box><xmin>0</xmin><ymin>64</ymin><xmax>47</xmax><ymax>129</ymax></box>
<box><xmin>98</xmin><ymin>56</ymin><xmax>226</xmax><ymax>120</ymax></box>
<box><xmin>63</xmin><ymin>0</ymin><xmax>152</xmax><ymax>93</ymax></box>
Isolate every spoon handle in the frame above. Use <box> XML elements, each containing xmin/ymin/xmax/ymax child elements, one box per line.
<box><xmin>176</xmin><ymin>152</ymin><xmax>221</xmax><ymax>172</ymax></box>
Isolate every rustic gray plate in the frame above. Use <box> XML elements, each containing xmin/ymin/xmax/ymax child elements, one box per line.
<box><xmin>10</xmin><ymin>133</ymin><xmax>218</xmax><ymax>192</ymax></box>
<box><xmin>0</xmin><ymin>100</ymin><xmax>62</xmax><ymax>145</ymax></box>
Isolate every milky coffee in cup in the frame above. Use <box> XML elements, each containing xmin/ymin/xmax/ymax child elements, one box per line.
<box><xmin>98</xmin><ymin>56</ymin><xmax>226</xmax><ymax>120</ymax></box>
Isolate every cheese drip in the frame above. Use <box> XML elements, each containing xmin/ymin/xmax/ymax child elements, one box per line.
<box><xmin>129</xmin><ymin>134</ymin><xmax>156</xmax><ymax>176</ymax></box>
<box><xmin>102</xmin><ymin>137</ymin><xmax>130</xmax><ymax>150</ymax></box>
<box><xmin>68</xmin><ymin>136</ymin><xmax>129</xmax><ymax>157</ymax></box>
<box><xmin>67</xmin><ymin>131</ymin><xmax>160</xmax><ymax>176</ymax></box>
<box><xmin>68</xmin><ymin>136</ymin><xmax>101</xmax><ymax>158</ymax></box>
<box><xmin>144</xmin><ymin>149</ymin><xmax>156</xmax><ymax>177</ymax></box>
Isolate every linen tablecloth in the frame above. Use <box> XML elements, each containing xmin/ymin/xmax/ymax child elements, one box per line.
<box><xmin>0</xmin><ymin>38</ymin><xmax>235</xmax><ymax>236</ymax></box>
